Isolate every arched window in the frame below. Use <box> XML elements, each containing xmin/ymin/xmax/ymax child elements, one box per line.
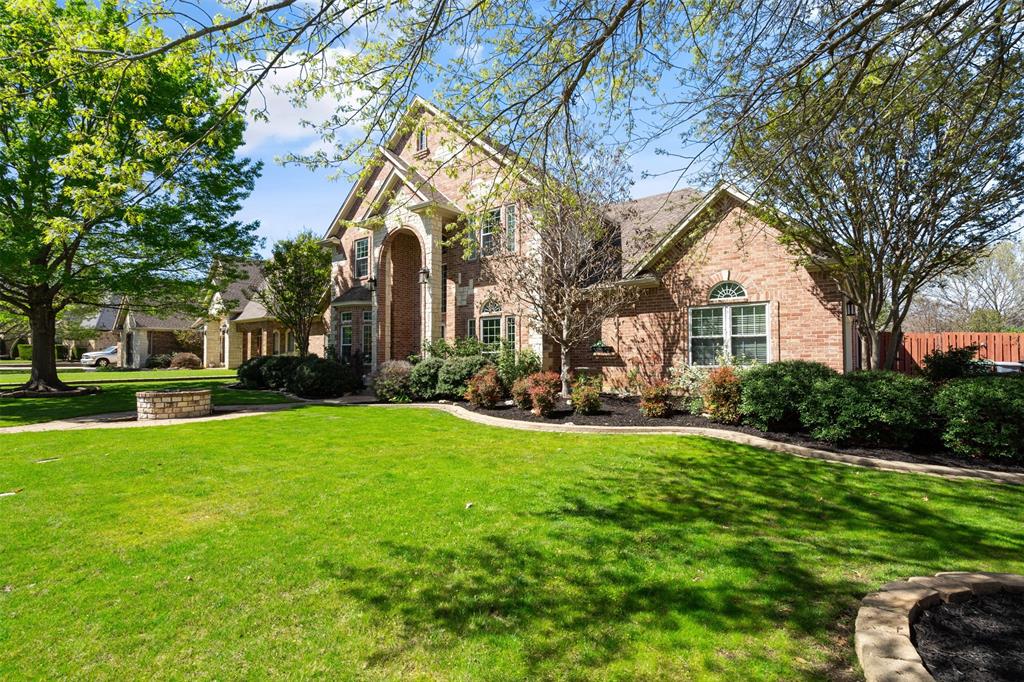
<box><xmin>480</xmin><ymin>298</ymin><xmax>502</xmax><ymax>314</ymax></box>
<box><xmin>272</xmin><ymin>331</ymin><xmax>280</xmax><ymax>355</ymax></box>
<box><xmin>709</xmin><ymin>281</ymin><xmax>747</xmax><ymax>301</ymax></box>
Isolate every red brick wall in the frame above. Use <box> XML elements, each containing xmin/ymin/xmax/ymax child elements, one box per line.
<box><xmin>573</xmin><ymin>198</ymin><xmax>846</xmax><ymax>389</ymax></box>
<box><xmin>386</xmin><ymin>231</ymin><xmax>422</xmax><ymax>361</ymax></box>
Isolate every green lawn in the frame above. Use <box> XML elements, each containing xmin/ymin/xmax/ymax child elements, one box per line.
<box><xmin>1</xmin><ymin>406</ymin><xmax>1021</xmax><ymax>680</ymax></box>
<box><xmin>0</xmin><ymin>378</ymin><xmax>290</xmax><ymax>427</ymax></box>
<box><xmin>0</xmin><ymin>368</ymin><xmax>237</xmax><ymax>385</ymax></box>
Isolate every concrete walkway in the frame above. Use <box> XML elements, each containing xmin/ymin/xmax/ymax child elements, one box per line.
<box><xmin>2</xmin><ymin>398</ymin><xmax>1021</xmax><ymax>486</ymax></box>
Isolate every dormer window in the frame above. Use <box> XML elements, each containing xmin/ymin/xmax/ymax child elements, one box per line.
<box><xmin>416</xmin><ymin>128</ymin><xmax>427</xmax><ymax>152</ymax></box>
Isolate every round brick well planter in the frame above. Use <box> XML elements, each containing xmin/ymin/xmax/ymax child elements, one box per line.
<box><xmin>855</xmin><ymin>571</ymin><xmax>1024</xmax><ymax>681</ymax></box>
<box><xmin>136</xmin><ymin>389</ymin><xmax>212</xmax><ymax>420</ymax></box>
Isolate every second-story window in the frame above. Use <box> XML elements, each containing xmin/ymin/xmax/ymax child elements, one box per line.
<box><xmin>480</xmin><ymin>208</ymin><xmax>502</xmax><ymax>255</ymax></box>
<box><xmin>505</xmin><ymin>205</ymin><xmax>516</xmax><ymax>251</ymax></box>
<box><xmin>416</xmin><ymin>128</ymin><xmax>427</xmax><ymax>152</ymax></box>
<box><xmin>354</xmin><ymin>237</ymin><xmax>369</xmax><ymax>278</ymax></box>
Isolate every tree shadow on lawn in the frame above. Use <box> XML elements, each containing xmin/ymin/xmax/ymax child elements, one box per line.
<box><xmin>315</xmin><ymin>438</ymin><xmax>1023</xmax><ymax>679</ymax></box>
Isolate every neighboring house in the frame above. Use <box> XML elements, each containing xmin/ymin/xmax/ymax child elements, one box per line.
<box><xmin>76</xmin><ymin>297</ymin><xmax>122</xmax><ymax>352</ymax></box>
<box><xmin>114</xmin><ymin>305</ymin><xmax>200</xmax><ymax>368</ymax></box>
<box><xmin>321</xmin><ymin>98</ymin><xmax>857</xmax><ymax>384</ymax></box>
<box><xmin>200</xmin><ymin>262</ymin><xmax>327</xmax><ymax>368</ymax></box>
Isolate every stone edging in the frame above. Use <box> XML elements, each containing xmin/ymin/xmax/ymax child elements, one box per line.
<box><xmin>855</xmin><ymin>571</ymin><xmax>1024</xmax><ymax>681</ymax></box>
<box><xmin>1</xmin><ymin>398</ymin><xmax>1021</xmax><ymax>486</ymax></box>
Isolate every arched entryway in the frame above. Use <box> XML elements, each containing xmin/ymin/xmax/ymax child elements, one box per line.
<box><xmin>382</xmin><ymin>230</ymin><xmax>423</xmax><ymax>361</ymax></box>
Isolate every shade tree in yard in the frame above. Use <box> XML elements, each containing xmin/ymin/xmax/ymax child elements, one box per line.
<box><xmin>0</xmin><ymin>0</ymin><xmax>260</xmax><ymax>392</ymax></box>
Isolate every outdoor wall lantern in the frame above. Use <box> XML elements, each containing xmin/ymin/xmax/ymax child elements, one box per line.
<box><xmin>220</xmin><ymin>321</ymin><xmax>229</xmax><ymax>334</ymax></box>
<box><xmin>846</xmin><ymin>302</ymin><xmax>857</xmax><ymax>317</ymax></box>
<box><xmin>418</xmin><ymin>267</ymin><xmax>430</xmax><ymax>284</ymax></box>
<box><xmin>366</xmin><ymin>277</ymin><xmax>377</xmax><ymax>293</ymax></box>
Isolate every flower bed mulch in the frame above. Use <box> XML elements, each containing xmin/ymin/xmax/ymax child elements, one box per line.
<box><xmin>913</xmin><ymin>591</ymin><xmax>1024</xmax><ymax>681</ymax></box>
<box><xmin>464</xmin><ymin>395</ymin><xmax>1024</xmax><ymax>474</ymax></box>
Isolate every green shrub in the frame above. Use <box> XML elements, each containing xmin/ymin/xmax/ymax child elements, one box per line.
<box><xmin>237</xmin><ymin>356</ymin><xmax>271</xmax><ymax>388</ymax></box>
<box><xmin>169</xmin><ymin>352</ymin><xmax>202</xmax><ymax>369</ymax></box>
<box><xmin>260</xmin><ymin>355</ymin><xmax>305</xmax><ymax>390</ymax></box>
<box><xmin>55</xmin><ymin>345</ymin><xmax>68</xmax><ymax>360</ymax></box>
<box><xmin>740</xmin><ymin>361</ymin><xmax>837</xmax><ymax>431</ymax></box>
<box><xmin>510</xmin><ymin>377</ymin><xmax>533</xmax><ymax>409</ymax></box>
<box><xmin>571</xmin><ymin>375</ymin><xmax>602</xmax><ymax>415</ymax></box>
<box><xmin>525</xmin><ymin>371</ymin><xmax>561</xmax><ymax>417</ymax></box>
<box><xmin>639</xmin><ymin>380</ymin><xmax>672</xmax><ymax>418</ymax></box>
<box><xmin>934</xmin><ymin>375</ymin><xmax>1024</xmax><ymax>459</ymax></box>
<box><xmin>16</xmin><ymin>344</ymin><xmax>31</xmax><ymax>360</ymax></box>
<box><xmin>670</xmin><ymin>363</ymin><xmax>709</xmax><ymax>414</ymax></box>
<box><xmin>410</xmin><ymin>356</ymin><xmax>444</xmax><ymax>400</ymax></box>
<box><xmin>437</xmin><ymin>355</ymin><xmax>491</xmax><ymax>398</ymax></box>
<box><xmin>289</xmin><ymin>357</ymin><xmax>362</xmax><ymax>398</ymax></box>
<box><xmin>800</xmin><ymin>371</ymin><xmax>933</xmax><ymax>448</ymax></box>
<box><xmin>921</xmin><ymin>345</ymin><xmax>989</xmax><ymax>382</ymax></box>
<box><xmin>145</xmin><ymin>353</ymin><xmax>173</xmax><ymax>369</ymax></box>
<box><xmin>373</xmin><ymin>360</ymin><xmax>415</xmax><ymax>403</ymax></box>
<box><xmin>465</xmin><ymin>367</ymin><xmax>504</xmax><ymax>408</ymax></box>
<box><xmin>496</xmin><ymin>343</ymin><xmax>541</xmax><ymax>390</ymax></box>
<box><xmin>702</xmin><ymin>366</ymin><xmax>743</xmax><ymax>424</ymax></box>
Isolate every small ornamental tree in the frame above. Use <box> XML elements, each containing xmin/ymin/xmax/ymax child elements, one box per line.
<box><xmin>484</xmin><ymin>137</ymin><xmax>642</xmax><ymax>396</ymax></box>
<box><xmin>253</xmin><ymin>231</ymin><xmax>332</xmax><ymax>358</ymax></box>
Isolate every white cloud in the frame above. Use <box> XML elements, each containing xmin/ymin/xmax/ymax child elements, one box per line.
<box><xmin>239</xmin><ymin>49</ymin><xmax>362</xmax><ymax>156</ymax></box>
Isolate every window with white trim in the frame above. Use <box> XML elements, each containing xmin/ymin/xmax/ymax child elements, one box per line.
<box><xmin>416</xmin><ymin>128</ymin><xmax>427</xmax><ymax>152</ymax></box>
<box><xmin>481</xmin><ymin>316</ymin><xmax>501</xmax><ymax>347</ymax></box>
<box><xmin>362</xmin><ymin>310</ymin><xmax>373</xmax><ymax>366</ymax></box>
<box><xmin>272</xmin><ymin>331</ymin><xmax>280</xmax><ymax>355</ymax></box>
<box><xmin>689</xmin><ymin>303</ymin><xmax>768</xmax><ymax>365</ymax></box>
<box><xmin>505</xmin><ymin>315</ymin><xmax>516</xmax><ymax>345</ymax></box>
<box><xmin>466</xmin><ymin>317</ymin><xmax>476</xmax><ymax>338</ymax></box>
<box><xmin>504</xmin><ymin>205</ymin><xmax>516</xmax><ymax>252</ymax></box>
<box><xmin>480</xmin><ymin>208</ymin><xmax>502</xmax><ymax>255</ymax></box>
<box><xmin>354</xmin><ymin>238</ymin><xmax>369</xmax><ymax>278</ymax></box>
<box><xmin>709</xmin><ymin>281</ymin><xmax>746</xmax><ymax>301</ymax></box>
<box><xmin>340</xmin><ymin>312</ymin><xmax>353</xmax><ymax>360</ymax></box>
<box><xmin>286</xmin><ymin>330</ymin><xmax>295</xmax><ymax>354</ymax></box>
<box><xmin>440</xmin><ymin>264</ymin><xmax>447</xmax><ymax>313</ymax></box>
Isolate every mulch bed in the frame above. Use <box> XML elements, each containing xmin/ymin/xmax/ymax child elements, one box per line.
<box><xmin>913</xmin><ymin>592</ymin><xmax>1024</xmax><ymax>681</ymax></box>
<box><xmin>463</xmin><ymin>395</ymin><xmax>1024</xmax><ymax>474</ymax></box>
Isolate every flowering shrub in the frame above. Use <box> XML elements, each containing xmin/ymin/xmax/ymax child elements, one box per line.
<box><xmin>522</xmin><ymin>371</ymin><xmax>561</xmax><ymax>416</ymax></box>
<box><xmin>639</xmin><ymin>380</ymin><xmax>672</xmax><ymax>418</ymax></box>
<box><xmin>465</xmin><ymin>367</ymin><xmax>504</xmax><ymax>408</ymax></box>
<box><xmin>571</xmin><ymin>375</ymin><xmax>602</xmax><ymax>415</ymax></box>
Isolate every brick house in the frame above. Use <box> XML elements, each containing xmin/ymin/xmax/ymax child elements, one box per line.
<box><xmin>200</xmin><ymin>262</ymin><xmax>327</xmax><ymax>369</ymax></box>
<box><xmin>321</xmin><ymin>99</ymin><xmax>858</xmax><ymax>384</ymax></box>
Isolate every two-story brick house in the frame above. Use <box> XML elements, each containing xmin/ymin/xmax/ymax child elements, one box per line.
<box><xmin>321</xmin><ymin>98</ymin><xmax>858</xmax><ymax>385</ymax></box>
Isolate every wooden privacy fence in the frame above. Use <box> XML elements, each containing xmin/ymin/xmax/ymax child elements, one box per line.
<box><xmin>880</xmin><ymin>332</ymin><xmax>1024</xmax><ymax>373</ymax></box>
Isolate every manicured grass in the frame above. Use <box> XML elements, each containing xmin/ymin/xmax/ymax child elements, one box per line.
<box><xmin>0</xmin><ymin>368</ymin><xmax>236</xmax><ymax>385</ymax></box>
<box><xmin>1</xmin><ymin>406</ymin><xmax>1021</xmax><ymax>679</ymax></box>
<box><xmin>0</xmin><ymin>378</ymin><xmax>290</xmax><ymax>427</ymax></box>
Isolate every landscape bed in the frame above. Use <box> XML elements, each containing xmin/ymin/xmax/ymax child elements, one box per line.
<box><xmin>1</xmin><ymin>406</ymin><xmax>1023</xmax><ymax>679</ymax></box>
<box><xmin>463</xmin><ymin>395</ymin><xmax>1024</xmax><ymax>474</ymax></box>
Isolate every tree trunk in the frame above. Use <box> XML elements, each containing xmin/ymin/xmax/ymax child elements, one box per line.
<box><xmin>559</xmin><ymin>344</ymin><xmax>571</xmax><ymax>397</ymax></box>
<box><xmin>24</xmin><ymin>296</ymin><xmax>71</xmax><ymax>392</ymax></box>
<box><xmin>882</xmin><ymin>326</ymin><xmax>902</xmax><ymax>371</ymax></box>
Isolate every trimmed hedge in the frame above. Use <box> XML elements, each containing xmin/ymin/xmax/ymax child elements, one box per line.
<box><xmin>237</xmin><ymin>356</ymin><xmax>272</xmax><ymax>388</ymax></box>
<box><xmin>288</xmin><ymin>357</ymin><xmax>362</xmax><ymax>398</ymax></box>
<box><xmin>373</xmin><ymin>360</ymin><xmax>414</xmax><ymax>403</ymax></box>
<box><xmin>740</xmin><ymin>361</ymin><xmax>837</xmax><ymax>431</ymax></box>
<box><xmin>934</xmin><ymin>375</ymin><xmax>1024</xmax><ymax>460</ymax></box>
<box><xmin>260</xmin><ymin>355</ymin><xmax>305</xmax><ymax>390</ymax></box>
<box><xmin>800</xmin><ymin>371</ymin><xmax>933</xmax><ymax>448</ymax></box>
<box><xmin>410</xmin><ymin>356</ymin><xmax>444</xmax><ymax>400</ymax></box>
<box><xmin>170</xmin><ymin>352</ymin><xmax>202</xmax><ymax>369</ymax></box>
<box><xmin>16</xmin><ymin>344</ymin><xmax>32</xmax><ymax>360</ymax></box>
<box><xmin>436</xmin><ymin>355</ymin><xmax>491</xmax><ymax>399</ymax></box>
<box><xmin>145</xmin><ymin>353</ymin><xmax>173</xmax><ymax>369</ymax></box>
<box><xmin>465</xmin><ymin>366</ymin><xmax>503</xmax><ymax>408</ymax></box>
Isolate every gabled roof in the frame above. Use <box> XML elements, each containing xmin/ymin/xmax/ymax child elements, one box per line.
<box><xmin>331</xmin><ymin>285</ymin><xmax>372</xmax><ymax>306</ymax></box>
<box><xmin>126</xmin><ymin>309</ymin><xmax>195</xmax><ymax>331</ymax></box>
<box><xmin>215</xmin><ymin>262</ymin><xmax>264</xmax><ymax>315</ymax></box>
<box><xmin>80</xmin><ymin>296</ymin><xmax>123</xmax><ymax>331</ymax></box>
<box><xmin>626</xmin><ymin>183</ymin><xmax>755</xmax><ymax>277</ymax></box>
<box><xmin>607</xmin><ymin>189</ymin><xmax>705</xmax><ymax>267</ymax></box>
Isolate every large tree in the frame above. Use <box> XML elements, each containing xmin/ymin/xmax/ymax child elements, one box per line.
<box><xmin>728</xmin><ymin>42</ymin><xmax>1024</xmax><ymax>368</ymax></box>
<box><xmin>252</xmin><ymin>231</ymin><xmax>332</xmax><ymax>358</ymax></box>
<box><xmin>483</xmin><ymin>141</ymin><xmax>641</xmax><ymax>396</ymax></box>
<box><xmin>0</xmin><ymin>0</ymin><xmax>261</xmax><ymax>392</ymax></box>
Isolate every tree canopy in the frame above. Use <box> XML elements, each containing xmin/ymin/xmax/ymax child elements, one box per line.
<box><xmin>0</xmin><ymin>0</ymin><xmax>261</xmax><ymax>391</ymax></box>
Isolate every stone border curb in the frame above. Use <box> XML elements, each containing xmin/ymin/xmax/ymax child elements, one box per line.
<box><xmin>855</xmin><ymin>572</ymin><xmax>1024</xmax><ymax>681</ymax></box>
<box><xmin>1</xmin><ymin>399</ymin><xmax>1021</xmax><ymax>486</ymax></box>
